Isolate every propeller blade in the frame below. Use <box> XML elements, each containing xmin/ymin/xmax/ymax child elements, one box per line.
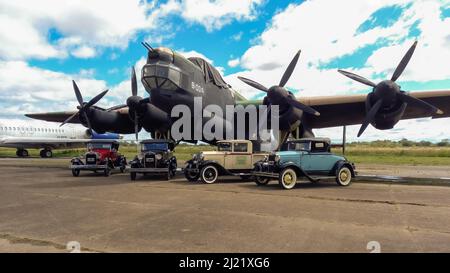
<box><xmin>287</xmin><ymin>97</ymin><xmax>320</xmax><ymax>116</ymax></box>
<box><xmin>357</xmin><ymin>99</ymin><xmax>383</xmax><ymax>137</ymax></box>
<box><xmin>72</xmin><ymin>80</ymin><xmax>84</xmax><ymax>106</ymax></box>
<box><xmin>276</xmin><ymin>130</ymin><xmax>291</xmax><ymax>151</ymax></box>
<box><xmin>85</xmin><ymin>90</ymin><xmax>109</xmax><ymax>108</ymax></box>
<box><xmin>338</xmin><ymin>70</ymin><xmax>377</xmax><ymax>88</ymax></box>
<box><xmin>391</xmin><ymin>41</ymin><xmax>418</xmax><ymax>82</ymax></box>
<box><xmin>131</xmin><ymin>66</ymin><xmax>138</xmax><ymax>96</ymax></box>
<box><xmin>238</xmin><ymin>76</ymin><xmax>269</xmax><ymax>92</ymax></box>
<box><xmin>398</xmin><ymin>91</ymin><xmax>443</xmax><ymax>115</ymax></box>
<box><xmin>279</xmin><ymin>50</ymin><xmax>301</xmax><ymax>87</ymax></box>
<box><xmin>60</xmin><ymin>112</ymin><xmax>78</xmax><ymax>127</ymax></box>
<box><xmin>134</xmin><ymin>111</ymin><xmax>139</xmax><ymax>142</ymax></box>
<box><xmin>106</xmin><ymin>104</ymin><xmax>127</xmax><ymax>112</ymax></box>
<box><xmin>83</xmin><ymin>111</ymin><xmax>93</xmax><ymax>134</ymax></box>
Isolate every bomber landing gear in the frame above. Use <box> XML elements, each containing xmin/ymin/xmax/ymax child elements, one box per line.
<box><xmin>16</xmin><ymin>149</ymin><xmax>29</xmax><ymax>157</ymax></box>
<box><xmin>40</xmin><ymin>149</ymin><xmax>53</xmax><ymax>158</ymax></box>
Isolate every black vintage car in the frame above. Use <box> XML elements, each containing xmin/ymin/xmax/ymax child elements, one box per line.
<box><xmin>128</xmin><ymin>139</ymin><xmax>177</xmax><ymax>180</ymax></box>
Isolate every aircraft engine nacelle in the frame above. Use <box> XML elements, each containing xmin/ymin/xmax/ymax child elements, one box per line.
<box><xmin>140</xmin><ymin>103</ymin><xmax>172</xmax><ymax>132</ymax></box>
<box><xmin>365</xmin><ymin>92</ymin><xmax>407</xmax><ymax>130</ymax></box>
<box><xmin>85</xmin><ymin>130</ymin><xmax>121</xmax><ymax>140</ymax></box>
<box><xmin>85</xmin><ymin>109</ymin><xmax>136</xmax><ymax>134</ymax></box>
<box><xmin>278</xmin><ymin>104</ymin><xmax>304</xmax><ymax>132</ymax></box>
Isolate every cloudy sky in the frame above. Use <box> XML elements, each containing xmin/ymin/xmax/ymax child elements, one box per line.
<box><xmin>0</xmin><ymin>0</ymin><xmax>449</xmax><ymax>142</ymax></box>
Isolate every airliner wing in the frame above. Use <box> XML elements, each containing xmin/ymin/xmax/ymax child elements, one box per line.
<box><xmin>0</xmin><ymin>137</ymin><xmax>91</xmax><ymax>149</ymax></box>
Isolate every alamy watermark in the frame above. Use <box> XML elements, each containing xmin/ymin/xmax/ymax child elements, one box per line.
<box><xmin>170</xmin><ymin>97</ymin><xmax>280</xmax><ymax>145</ymax></box>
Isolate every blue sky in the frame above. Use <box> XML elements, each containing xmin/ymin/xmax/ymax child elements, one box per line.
<box><xmin>0</xmin><ymin>0</ymin><xmax>449</xmax><ymax>142</ymax></box>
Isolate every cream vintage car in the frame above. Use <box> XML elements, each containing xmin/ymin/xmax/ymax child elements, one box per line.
<box><xmin>184</xmin><ymin>140</ymin><xmax>269</xmax><ymax>184</ymax></box>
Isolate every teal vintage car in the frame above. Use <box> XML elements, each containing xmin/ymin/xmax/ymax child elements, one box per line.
<box><xmin>252</xmin><ymin>138</ymin><xmax>356</xmax><ymax>189</ymax></box>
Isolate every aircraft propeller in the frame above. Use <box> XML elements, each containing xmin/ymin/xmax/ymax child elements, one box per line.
<box><xmin>338</xmin><ymin>41</ymin><xmax>443</xmax><ymax>137</ymax></box>
<box><xmin>60</xmin><ymin>80</ymin><xmax>108</xmax><ymax>134</ymax></box>
<box><xmin>238</xmin><ymin>50</ymin><xmax>320</xmax><ymax>146</ymax></box>
<box><xmin>238</xmin><ymin>50</ymin><xmax>320</xmax><ymax>118</ymax></box>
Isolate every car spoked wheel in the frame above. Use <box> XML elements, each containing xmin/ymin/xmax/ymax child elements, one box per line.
<box><xmin>255</xmin><ymin>176</ymin><xmax>270</xmax><ymax>186</ymax></box>
<box><xmin>336</xmin><ymin>166</ymin><xmax>352</xmax><ymax>186</ymax></box>
<box><xmin>200</xmin><ymin>165</ymin><xmax>219</xmax><ymax>184</ymax></box>
<box><xmin>184</xmin><ymin>169</ymin><xmax>200</xmax><ymax>182</ymax></box>
<box><xmin>279</xmin><ymin>168</ymin><xmax>297</xmax><ymax>190</ymax></box>
<box><xmin>72</xmin><ymin>169</ymin><xmax>80</xmax><ymax>177</ymax></box>
<box><xmin>130</xmin><ymin>172</ymin><xmax>137</xmax><ymax>181</ymax></box>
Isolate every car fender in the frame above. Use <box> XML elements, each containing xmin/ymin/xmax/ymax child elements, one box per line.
<box><xmin>333</xmin><ymin>160</ymin><xmax>355</xmax><ymax>177</ymax></box>
<box><xmin>198</xmin><ymin>160</ymin><xmax>229</xmax><ymax>175</ymax></box>
<box><xmin>279</xmin><ymin>162</ymin><xmax>319</xmax><ymax>183</ymax></box>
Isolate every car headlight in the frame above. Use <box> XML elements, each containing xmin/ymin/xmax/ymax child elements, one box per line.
<box><xmin>263</xmin><ymin>155</ymin><xmax>268</xmax><ymax>162</ymax></box>
<box><xmin>275</xmin><ymin>155</ymin><xmax>280</xmax><ymax>162</ymax></box>
<box><xmin>155</xmin><ymin>154</ymin><xmax>162</xmax><ymax>160</ymax></box>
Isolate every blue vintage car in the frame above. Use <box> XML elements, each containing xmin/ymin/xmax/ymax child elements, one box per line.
<box><xmin>252</xmin><ymin>138</ymin><xmax>356</xmax><ymax>189</ymax></box>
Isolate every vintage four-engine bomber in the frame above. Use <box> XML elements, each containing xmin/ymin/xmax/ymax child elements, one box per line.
<box><xmin>128</xmin><ymin>139</ymin><xmax>177</xmax><ymax>180</ymax></box>
<box><xmin>252</xmin><ymin>138</ymin><xmax>356</xmax><ymax>189</ymax></box>
<box><xmin>184</xmin><ymin>140</ymin><xmax>268</xmax><ymax>184</ymax></box>
<box><xmin>70</xmin><ymin>140</ymin><xmax>127</xmax><ymax>177</ymax></box>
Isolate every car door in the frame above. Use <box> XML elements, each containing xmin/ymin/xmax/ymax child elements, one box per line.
<box><xmin>224</xmin><ymin>143</ymin><xmax>251</xmax><ymax>170</ymax></box>
<box><xmin>303</xmin><ymin>142</ymin><xmax>335</xmax><ymax>173</ymax></box>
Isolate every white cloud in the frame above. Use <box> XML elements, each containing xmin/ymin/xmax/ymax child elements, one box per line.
<box><xmin>227</xmin><ymin>0</ymin><xmax>450</xmax><ymax>100</ymax></box>
<box><xmin>228</xmin><ymin>58</ymin><xmax>240</xmax><ymax>68</ymax></box>
<box><xmin>224</xmin><ymin>0</ymin><xmax>450</xmax><ymax>141</ymax></box>
<box><xmin>0</xmin><ymin>0</ymin><xmax>155</xmax><ymax>60</ymax></box>
<box><xmin>0</xmin><ymin>60</ymin><xmax>107</xmax><ymax>114</ymax></box>
<box><xmin>72</xmin><ymin>46</ymin><xmax>97</xmax><ymax>59</ymax></box>
<box><xmin>163</xmin><ymin>0</ymin><xmax>263</xmax><ymax>31</ymax></box>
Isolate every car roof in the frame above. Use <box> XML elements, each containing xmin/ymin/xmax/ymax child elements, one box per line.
<box><xmin>87</xmin><ymin>139</ymin><xmax>120</xmax><ymax>144</ymax></box>
<box><xmin>288</xmin><ymin>137</ymin><xmax>331</xmax><ymax>143</ymax></box>
<box><xmin>217</xmin><ymin>140</ymin><xmax>251</xmax><ymax>144</ymax></box>
<box><xmin>140</xmin><ymin>139</ymin><xmax>175</xmax><ymax>144</ymax></box>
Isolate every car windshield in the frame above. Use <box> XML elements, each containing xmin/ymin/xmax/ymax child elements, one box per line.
<box><xmin>142</xmin><ymin>143</ymin><xmax>168</xmax><ymax>151</ymax></box>
<box><xmin>217</xmin><ymin>142</ymin><xmax>231</xmax><ymax>152</ymax></box>
<box><xmin>286</xmin><ymin>142</ymin><xmax>310</xmax><ymax>151</ymax></box>
<box><xmin>87</xmin><ymin>143</ymin><xmax>112</xmax><ymax>150</ymax></box>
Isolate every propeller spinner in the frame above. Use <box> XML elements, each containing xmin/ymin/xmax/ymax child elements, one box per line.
<box><xmin>60</xmin><ymin>80</ymin><xmax>108</xmax><ymax>134</ymax></box>
<box><xmin>338</xmin><ymin>41</ymin><xmax>443</xmax><ymax>137</ymax></box>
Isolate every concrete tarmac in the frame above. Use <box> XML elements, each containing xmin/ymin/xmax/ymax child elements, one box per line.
<box><xmin>0</xmin><ymin>163</ymin><xmax>449</xmax><ymax>252</ymax></box>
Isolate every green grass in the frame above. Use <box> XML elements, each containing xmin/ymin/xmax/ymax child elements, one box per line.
<box><xmin>1</xmin><ymin>145</ymin><xmax>449</xmax><ymax>166</ymax></box>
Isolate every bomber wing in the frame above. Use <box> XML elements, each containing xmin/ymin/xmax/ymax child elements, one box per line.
<box><xmin>237</xmin><ymin>90</ymin><xmax>450</xmax><ymax>129</ymax></box>
<box><xmin>25</xmin><ymin>108</ymin><xmax>130</xmax><ymax>124</ymax></box>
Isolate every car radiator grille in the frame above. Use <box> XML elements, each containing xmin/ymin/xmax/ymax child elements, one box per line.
<box><xmin>144</xmin><ymin>154</ymin><xmax>156</xmax><ymax>168</ymax></box>
<box><xmin>86</xmin><ymin>154</ymin><xmax>97</xmax><ymax>165</ymax></box>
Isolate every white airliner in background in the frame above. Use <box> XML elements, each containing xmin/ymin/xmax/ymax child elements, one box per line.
<box><xmin>0</xmin><ymin>119</ymin><xmax>120</xmax><ymax>158</ymax></box>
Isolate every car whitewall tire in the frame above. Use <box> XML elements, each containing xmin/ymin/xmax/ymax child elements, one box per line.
<box><xmin>336</xmin><ymin>166</ymin><xmax>352</xmax><ymax>186</ymax></box>
<box><xmin>279</xmin><ymin>168</ymin><xmax>297</xmax><ymax>190</ymax></box>
<box><xmin>200</xmin><ymin>165</ymin><xmax>219</xmax><ymax>184</ymax></box>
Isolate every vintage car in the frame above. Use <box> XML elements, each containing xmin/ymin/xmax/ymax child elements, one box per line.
<box><xmin>128</xmin><ymin>139</ymin><xmax>177</xmax><ymax>181</ymax></box>
<box><xmin>70</xmin><ymin>140</ymin><xmax>127</xmax><ymax>177</ymax></box>
<box><xmin>252</xmin><ymin>138</ymin><xmax>356</xmax><ymax>189</ymax></box>
<box><xmin>184</xmin><ymin>140</ymin><xmax>269</xmax><ymax>184</ymax></box>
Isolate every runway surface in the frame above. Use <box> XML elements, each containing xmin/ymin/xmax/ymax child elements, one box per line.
<box><xmin>0</xmin><ymin>161</ymin><xmax>449</xmax><ymax>252</ymax></box>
